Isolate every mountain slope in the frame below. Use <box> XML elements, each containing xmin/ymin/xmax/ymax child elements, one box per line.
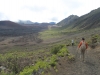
<box><xmin>0</xmin><ymin>20</ymin><xmax>46</xmax><ymax>36</ymax></box>
<box><xmin>0</xmin><ymin>20</ymin><xmax>25</xmax><ymax>29</ymax></box>
<box><xmin>58</xmin><ymin>7</ymin><xmax>100</xmax><ymax>30</ymax></box>
<box><xmin>57</xmin><ymin>15</ymin><xmax>79</xmax><ymax>26</ymax></box>
<box><xmin>72</xmin><ymin>7</ymin><xmax>100</xmax><ymax>29</ymax></box>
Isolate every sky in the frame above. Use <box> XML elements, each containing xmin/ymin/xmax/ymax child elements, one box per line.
<box><xmin>0</xmin><ymin>0</ymin><xmax>100</xmax><ymax>23</ymax></box>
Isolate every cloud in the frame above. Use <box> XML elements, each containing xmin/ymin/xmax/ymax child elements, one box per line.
<box><xmin>62</xmin><ymin>0</ymin><xmax>82</xmax><ymax>9</ymax></box>
<box><xmin>50</xmin><ymin>17</ymin><xmax>59</xmax><ymax>22</ymax></box>
<box><xmin>0</xmin><ymin>12</ymin><xmax>9</xmax><ymax>20</ymax></box>
<box><xmin>0</xmin><ymin>0</ymin><xmax>100</xmax><ymax>22</ymax></box>
<box><xmin>22</xmin><ymin>6</ymin><xmax>47</xmax><ymax>12</ymax></box>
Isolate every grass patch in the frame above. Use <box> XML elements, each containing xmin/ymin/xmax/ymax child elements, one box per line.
<box><xmin>39</xmin><ymin>28</ymin><xmax>77</xmax><ymax>40</ymax></box>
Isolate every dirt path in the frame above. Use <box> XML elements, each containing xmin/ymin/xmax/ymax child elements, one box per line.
<box><xmin>48</xmin><ymin>45</ymin><xmax>100</xmax><ymax>75</ymax></box>
<box><xmin>64</xmin><ymin>46</ymin><xmax>100</xmax><ymax>75</ymax></box>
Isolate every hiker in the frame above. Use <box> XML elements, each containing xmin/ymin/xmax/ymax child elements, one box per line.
<box><xmin>78</xmin><ymin>38</ymin><xmax>88</xmax><ymax>62</ymax></box>
<box><xmin>71</xmin><ymin>39</ymin><xmax>74</xmax><ymax>46</ymax></box>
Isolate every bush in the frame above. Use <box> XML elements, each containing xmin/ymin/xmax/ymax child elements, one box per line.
<box><xmin>57</xmin><ymin>46</ymin><xmax>68</xmax><ymax>56</ymax></box>
<box><xmin>49</xmin><ymin>55</ymin><xmax>57</xmax><ymax>67</ymax></box>
<box><xmin>91</xmin><ymin>34</ymin><xmax>98</xmax><ymax>43</ymax></box>
<box><xmin>90</xmin><ymin>34</ymin><xmax>99</xmax><ymax>49</ymax></box>
<box><xmin>51</xmin><ymin>45</ymin><xmax>64</xmax><ymax>54</ymax></box>
<box><xmin>0</xmin><ymin>71</ymin><xmax>14</xmax><ymax>75</ymax></box>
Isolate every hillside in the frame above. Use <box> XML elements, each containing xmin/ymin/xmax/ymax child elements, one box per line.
<box><xmin>1</xmin><ymin>27</ymin><xmax>100</xmax><ymax>75</ymax></box>
<box><xmin>72</xmin><ymin>7</ymin><xmax>100</xmax><ymax>29</ymax></box>
<box><xmin>0</xmin><ymin>20</ymin><xmax>25</xmax><ymax>29</ymax></box>
<box><xmin>0</xmin><ymin>20</ymin><xmax>48</xmax><ymax>36</ymax></box>
<box><xmin>57</xmin><ymin>7</ymin><xmax>100</xmax><ymax>30</ymax></box>
<box><xmin>57</xmin><ymin>15</ymin><xmax>79</xmax><ymax>26</ymax></box>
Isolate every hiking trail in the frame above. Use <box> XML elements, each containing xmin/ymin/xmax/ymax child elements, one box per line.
<box><xmin>53</xmin><ymin>46</ymin><xmax>100</xmax><ymax>75</ymax></box>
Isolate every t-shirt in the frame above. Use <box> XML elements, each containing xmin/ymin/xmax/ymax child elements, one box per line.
<box><xmin>72</xmin><ymin>40</ymin><xmax>74</xmax><ymax>43</ymax></box>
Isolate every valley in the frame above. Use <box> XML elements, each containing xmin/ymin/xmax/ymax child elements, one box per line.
<box><xmin>0</xmin><ymin>7</ymin><xmax>100</xmax><ymax>75</ymax></box>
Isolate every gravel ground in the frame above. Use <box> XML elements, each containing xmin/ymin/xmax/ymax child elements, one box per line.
<box><xmin>64</xmin><ymin>46</ymin><xmax>100</xmax><ymax>75</ymax></box>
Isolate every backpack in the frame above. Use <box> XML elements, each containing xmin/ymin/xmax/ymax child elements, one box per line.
<box><xmin>81</xmin><ymin>41</ymin><xmax>86</xmax><ymax>50</ymax></box>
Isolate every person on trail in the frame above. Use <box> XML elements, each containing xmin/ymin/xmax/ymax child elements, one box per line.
<box><xmin>78</xmin><ymin>38</ymin><xmax>88</xmax><ymax>62</ymax></box>
<box><xmin>71</xmin><ymin>39</ymin><xmax>74</xmax><ymax>46</ymax></box>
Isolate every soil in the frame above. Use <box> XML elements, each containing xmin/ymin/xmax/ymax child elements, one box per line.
<box><xmin>50</xmin><ymin>45</ymin><xmax>100</xmax><ymax>75</ymax></box>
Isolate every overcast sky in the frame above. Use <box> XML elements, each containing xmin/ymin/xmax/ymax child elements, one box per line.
<box><xmin>0</xmin><ymin>0</ymin><xmax>100</xmax><ymax>23</ymax></box>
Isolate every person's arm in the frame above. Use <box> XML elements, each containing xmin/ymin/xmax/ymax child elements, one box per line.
<box><xmin>85</xmin><ymin>42</ymin><xmax>88</xmax><ymax>53</ymax></box>
<box><xmin>85</xmin><ymin>42</ymin><xmax>88</xmax><ymax>49</ymax></box>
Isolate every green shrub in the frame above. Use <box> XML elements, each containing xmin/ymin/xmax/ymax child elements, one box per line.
<box><xmin>91</xmin><ymin>34</ymin><xmax>98</xmax><ymax>43</ymax></box>
<box><xmin>20</xmin><ymin>55</ymin><xmax>58</xmax><ymax>75</ymax></box>
<box><xmin>0</xmin><ymin>71</ymin><xmax>14</xmax><ymax>75</ymax></box>
<box><xmin>57</xmin><ymin>45</ymin><xmax>69</xmax><ymax>57</ymax></box>
<box><xmin>49</xmin><ymin>55</ymin><xmax>57</xmax><ymax>67</ymax></box>
<box><xmin>51</xmin><ymin>45</ymin><xmax>64</xmax><ymax>54</ymax></box>
<box><xmin>90</xmin><ymin>34</ymin><xmax>99</xmax><ymax>49</ymax></box>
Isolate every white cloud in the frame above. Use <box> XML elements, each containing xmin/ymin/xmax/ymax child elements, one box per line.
<box><xmin>0</xmin><ymin>0</ymin><xmax>100</xmax><ymax>23</ymax></box>
<box><xmin>0</xmin><ymin>12</ymin><xmax>9</xmax><ymax>20</ymax></box>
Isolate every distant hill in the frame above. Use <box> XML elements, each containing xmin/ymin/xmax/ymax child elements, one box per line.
<box><xmin>0</xmin><ymin>20</ymin><xmax>48</xmax><ymax>36</ymax></box>
<box><xmin>40</xmin><ymin>22</ymin><xmax>56</xmax><ymax>25</ymax></box>
<box><xmin>57</xmin><ymin>7</ymin><xmax>100</xmax><ymax>30</ymax></box>
<box><xmin>0</xmin><ymin>20</ymin><xmax>25</xmax><ymax>29</ymax></box>
<box><xmin>49</xmin><ymin>22</ymin><xmax>56</xmax><ymax>25</ymax></box>
<box><xmin>57</xmin><ymin>15</ymin><xmax>79</xmax><ymax>26</ymax></box>
<box><xmin>18</xmin><ymin>20</ymin><xmax>34</xmax><ymax>24</ymax></box>
<box><xmin>18</xmin><ymin>20</ymin><xmax>56</xmax><ymax>26</ymax></box>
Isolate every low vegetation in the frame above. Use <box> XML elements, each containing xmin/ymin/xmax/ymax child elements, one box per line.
<box><xmin>89</xmin><ymin>34</ymin><xmax>100</xmax><ymax>49</ymax></box>
<box><xmin>0</xmin><ymin>44</ymin><xmax>69</xmax><ymax>75</ymax></box>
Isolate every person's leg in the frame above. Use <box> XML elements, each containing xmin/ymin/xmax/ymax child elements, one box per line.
<box><xmin>82</xmin><ymin>50</ymin><xmax>85</xmax><ymax>62</ymax></box>
<box><xmin>80</xmin><ymin>50</ymin><xmax>82</xmax><ymax>60</ymax></box>
<box><xmin>83</xmin><ymin>52</ymin><xmax>84</xmax><ymax>61</ymax></box>
<box><xmin>81</xmin><ymin>49</ymin><xmax>85</xmax><ymax>62</ymax></box>
<box><xmin>72</xmin><ymin>43</ymin><xmax>73</xmax><ymax>46</ymax></box>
